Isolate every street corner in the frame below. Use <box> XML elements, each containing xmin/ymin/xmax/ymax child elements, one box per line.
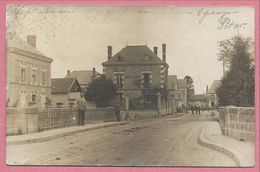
<box><xmin>198</xmin><ymin>123</ymin><xmax>240</xmax><ymax>166</ymax></box>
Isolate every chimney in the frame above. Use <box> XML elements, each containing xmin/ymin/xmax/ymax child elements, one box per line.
<box><xmin>93</xmin><ymin>68</ymin><xmax>96</xmax><ymax>78</ymax></box>
<box><xmin>67</xmin><ymin>70</ymin><xmax>70</xmax><ymax>75</ymax></box>
<box><xmin>107</xmin><ymin>46</ymin><xmax>112</xmax><ymax>60</ymax></box>
<box><xmin>206</xmin><ymin>86</ymin><xmax>208</xmax><ymax>93</ymax></box>
<box><xmin>27</xmin><ymin>35</ymin><xmax>36</xmax><ymax>48</ymax></box>
<box><xmin>162</xmin><ymin>43</ymin><xmax>166</xmax><ymax>62</ymax></box>
<box><xmin>153</xmin><ymin>46</ymin><xmax>158</xmax><ymax>56</ymax></box>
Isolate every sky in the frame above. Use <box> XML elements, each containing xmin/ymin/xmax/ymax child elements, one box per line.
<box><xmin>7</xmin><ymin>5</ymin><xmax>255</xmax><ymax>94</ymax></box>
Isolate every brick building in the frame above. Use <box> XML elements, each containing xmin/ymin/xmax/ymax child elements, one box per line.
<box><xmin>102</xmin><ymin>44</ymin><xmax>169</xmax><ymax>110</ymax></box>
<box><xmin>6</xmin><ymin>33</ymin><xmax>53</xmax><ymax>107</ymax></box>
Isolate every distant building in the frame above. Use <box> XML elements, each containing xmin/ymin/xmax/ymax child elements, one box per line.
<box><xmin>167</xmin><ymin>75</ymin><xmax>178</xmax><ymax>113</ymax></box>
<box><xmin>206</xmin><ymin>80</ymin><xmax>221</xmax><ymax>107</ymax></box>
<box><xmin>188</xmin><ymin>94</ymin><xmax>207</xmax><ymax>107</ymax></box>
<box><xmin>65</xmin><ymin>68</ymin><xmax>101</xmax><ymax>92</ymax></box>
<box><xmin>176</xmin><ymin>78</ymin><xmax>188</xmax><ymax>107</ymax></box>
<box><xmin>6</xmin><ymin>33</ymin><xmax>53</xmax><ymax>107</ymax></box>
<box><xmin>102</xmin><ymin>44</ymin><xmax>169</xmax><ymax>110</ymax></box>
<box><xmin>51</xmin><ymin>78</ymin><xmax>81</xmax><ymax>107</ymax></box>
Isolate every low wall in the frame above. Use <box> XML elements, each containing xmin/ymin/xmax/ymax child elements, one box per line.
<box><xmin>6</xmin><ymin>108</ymin><xmax>38</xmax><ymax>135</ymax></box>
<box><xmin>219</xmin><ymin>106</ymin><xmax>255</xmax><ymax>142</ymax></box>
<box><xmin>85</xmin><ymin>107</ymin><xmax>117</xmax><ymax>123</ymax></box>
<box><xmin>7</xmin><ymin>107</ymin><xmax>117</xmax><ymax>135</ymax></box>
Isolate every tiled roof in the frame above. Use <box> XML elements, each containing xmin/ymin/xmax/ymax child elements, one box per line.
<box><xmin>189</xmin><ymin>94</ymin><xmax>206</xmax><ymax>101</ymax></box>
<box><xmin>102</xmin><ymin>45</ymin><xmax>167</xmax><ymax>66</ymax></box>
<box><xmin>7</xmin><ymin>33</ymin><xmax>52</xmax><ymax>62</ymax></box>
<box><xmin>167</xmin><ymin>75</ymin><xmax>177</xmax><ymax>89</ymax></box>
<box><xmin>65</xmin><ymin>70</ymin><xmax>100</xmax><ymax>86</ymax></box>
<box><xmin>207</xmin><ymin>80</ymin><xmax>221</xmax><ymax>94</ymax></box>
<box><xmin>177</xmin><ymin>79</ymin><xmax>187</xmax><ymax>89</ymax></box>
<box><xmin>51</xmin><ymin>78</ymin><xmax>76</xmax><ymax>94</ymax></box>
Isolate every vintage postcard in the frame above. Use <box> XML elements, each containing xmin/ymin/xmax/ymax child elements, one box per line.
<box><xmin>1</xmin><ymin>1</ymin><xmax>259</xmax><ymax>171</ymax></box>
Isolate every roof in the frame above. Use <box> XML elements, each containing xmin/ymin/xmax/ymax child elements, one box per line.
<box><xmin>207</xmin><ymin>80</ymin><xmax>221</xmax><ymax>94</ymax></box>
<box><xmin>7</xmin><ymin>33</ymin><xmax>52</xmax><ymax>62</ymax></box>
<box><xmin>177</xmin><ymin>79</ymin><xmax>187</xmax><ymax>89</ymax></box>
<box><xmin>167</xmin><ymin>75</ymin><xmax>177</xmax><ymax>89</ymax></box>
<box><xmin>189</xmin><ymin>94</ymin><xmax>206</xmax><ymax>101</ymax></box>
<box><xmin>65</xmin><ymin>70</ymin><xmax>100</xmax><ymax>86</ymax></box>
<box><xmin>102</xmin><ymin>45</ymin><xmax>168</xmax><ymax>66</ymax></box>
<box><xmin>51</xmin><ymin>78</ymin><xmax>76</xmax><ymax>94</ymax></box>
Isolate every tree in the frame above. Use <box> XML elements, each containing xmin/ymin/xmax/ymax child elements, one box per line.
<box><xmin>217</xmin><ymin>35</ymin><xmax>254</xmax><ymax>75</ymax></box>
<box><xmin>86</xmin><ymin>75</ymin><xmax>117</xmax><ymax>108</ymax></box>
<box><xmin>216</xmin><ymin>35</ymin><xmax>254</xmax><ymax>107</ymax></box>
<box><xmin>184</xmin><ymin>75</ymin><xmax>195</xmax><ymax>96</ymax></box>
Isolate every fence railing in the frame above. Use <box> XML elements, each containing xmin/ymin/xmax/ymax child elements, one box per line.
<box><xmin>7</xmin><ymin>107</ymin><xmax>117</xmax><ymax>135</ymax></box>
<box><xmin>38</xmin><ymin>108</ymin><xmax>78</xmax><ymax>131</ymax></box>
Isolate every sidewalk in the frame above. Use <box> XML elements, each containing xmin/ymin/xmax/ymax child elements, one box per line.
<box><xmin>198</xmin><ymin>121</ymin><xmax>255</xmax><ymax>167</ymax></box>
<box><xmin>7</xmin><ymin>121</ymin><xmax>129</xmax><ymax>146</ymax></box>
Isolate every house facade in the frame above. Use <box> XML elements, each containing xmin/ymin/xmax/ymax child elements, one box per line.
<box><xmin>6</xmin><ymin>33</ymin><xmax>53</xmax><ymax>107</ymax></box>
<box><xmin>206</xmin><ymin>80</ymin><xmax>221</xmax><ymax>108</ymax></box>
<box><xmin>51</xmin><ymin>78</ymin><xmax>82</xmax><ymax>107</ymax></box>
<box><xmin>102</xmin><ymin>44</ymin><xmax>169</xmax><ymax>110</ymax></box>
<box><xmin>176</xmin><ymin>78</ymin><xmax>188</xmax><ymax>107</ymax></box>
<box><xmin>167</xmin><ymin>75</ymin><xmax>178</xmax><ymax>113</ymax></box>
<box><xmin>188</xmin><ymin>94</ymin><xmax>207</xmax><ymax>107</ymax></box>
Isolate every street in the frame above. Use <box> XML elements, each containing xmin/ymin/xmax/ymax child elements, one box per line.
<box><xmin>6</xmin><ymin>111</ymin><xmax>236</xmax><ymax>166</ymax></box>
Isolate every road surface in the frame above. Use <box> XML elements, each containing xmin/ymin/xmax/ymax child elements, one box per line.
<box><xmin>6</xmin><ymin>111</ymin><xmax>236</xmax><ymax>166</ymax></box>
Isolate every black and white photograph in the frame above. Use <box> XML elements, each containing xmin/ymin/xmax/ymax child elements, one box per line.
<box><xmin>5</xmin><ymin>5</ymin><xmax>255</xmax><ymax>167</ymax></box>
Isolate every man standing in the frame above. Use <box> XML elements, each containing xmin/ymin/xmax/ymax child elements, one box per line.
<box><xmin>76</xmin><ymin>93</ymin><xmax>87</xmax><ymax>126</ymax></box>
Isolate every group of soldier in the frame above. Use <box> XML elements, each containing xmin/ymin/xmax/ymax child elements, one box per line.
<box><xmin>178</xmin><ymin>104</ymin><xmax>207</xmax><ymax>115</ymax></box>
<box><xmin>190</xmin><ymin>105</ymin><xmax>202</xmax><ymax>114</ymax></box>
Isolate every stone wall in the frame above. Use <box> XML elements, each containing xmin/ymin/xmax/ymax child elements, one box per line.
<box><xmin>219</xmin><ymin>106</ymin><xmax>255</xmax><ymax>142</ymax></box>
<box><xmin>6</xmin><ymin>108</ymin><xmax>38</xmax><ymax>135</ymax></box>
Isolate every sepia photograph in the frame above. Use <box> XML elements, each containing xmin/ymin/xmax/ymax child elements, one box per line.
<box><xmin>5</xmin><ymin>4</ymin><xmax>256</xmax><ymax>167</ymax></box>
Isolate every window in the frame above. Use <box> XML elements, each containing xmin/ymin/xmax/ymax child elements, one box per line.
<box><xmin>56</xmin><ymin>102</ymin><xmax>63</xmax><ymax>108</ymax></box>
<box><xmin>114</xmin><ymin>73</ymin><xmax>124</xmax><ymax>88</ymax></box>
<box><xmin>41</xmin><ymin>71</ymin><xmax>46</xmax><ymax>85</ymax></box>
<box><xmin>21</xmin><ymin>68</ymin><xmax>26</xmax><ymax>83</ymax></box>
<box><xmin>32</xmin><ymin>93</ymin><xmax>36</xmax><ymax>102</ymax></box>
<box><xmin>117</xmin><ymin>55</ymin><xmax>123</xmax><ymax>61</ymax></box>
<box><xmin>32</xmin><ymin>69</ymin><xmax>37</xmax><ymax>84</ymax></box>
<box><xmin>142</xmin><ymin>73</ymin><xmax>151</xmax><ymax>88</ymax></box>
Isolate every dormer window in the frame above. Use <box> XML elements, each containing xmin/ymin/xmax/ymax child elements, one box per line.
<box><xmin>117</xmin><ymin>55</ymin><xmax>123</xmax><ymax>61</ymax></box>
<box><xmin>144</xmin><ymin>54</ymin><xmax>151</xmax><ymax>61</ymax></box>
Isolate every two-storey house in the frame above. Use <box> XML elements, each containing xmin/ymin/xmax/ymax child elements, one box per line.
<box><xmin>102</xmin><ymin>44</ymin><xmax>169</xmax><ymax>110</ymax></box>
<box><xmin>6</xmin><ymin>33</ymin><xmax>53</xmax><ymax>107</ymax></box>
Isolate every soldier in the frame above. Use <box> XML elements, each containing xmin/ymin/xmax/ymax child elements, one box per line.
<box><xmin>76</xmin><ymin>93</ymin><xmax>87</xmax><ymax>126</ymax></box>
<box><xmin>198</xmin><ymin>105</ymin><xmax>201</xmax><ymax>115</ymax></box>
<box><xmin>191</xmin><ymin>105</ymin><xmax>194</xmax><ymax>114</ymax></box>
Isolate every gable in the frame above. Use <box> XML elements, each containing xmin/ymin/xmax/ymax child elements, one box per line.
<box><xmin>51</xmin><ymin>78</ymin><xmax>76</xmax><ymax>94</ymax></box>
<box><xmin>102</xmin><ymin>45</ymin><xmax>167</xmax><ymax>66</ymax></box>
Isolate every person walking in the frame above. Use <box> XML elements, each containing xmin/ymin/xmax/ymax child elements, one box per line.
<box><xmin>191</xmin><ymin>105</ymin><xmax>194</xmax><ymax>114</ymax></box>
<box><xmin>198</xmin><ymin>105</ymin><xmax>201</xmax><ymax>115</ymax></box>
<box><xmin>76</xmin><ymin>93</ymin><xmax>87</xmax><ymax>126</ymax></box>
<box><xmin>195</xmin><ymin>105</ymin><xmax>198</xmax><ymax>114</ymax></box>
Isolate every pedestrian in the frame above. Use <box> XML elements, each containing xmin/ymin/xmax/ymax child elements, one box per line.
<box><xmin>195</xmin><ymin>105</ymin><xmax>198</xmax><ymax>114</ymax></box>
<box><xmin>76</xmin><ymin>93</ymin><xmax>87</xmax><ymax>126</ymax></box>
<box><xmin>198</xmin><ymin>105</ymin><xmax>201</xmax><ymax>114</ymax></box>
<box><xmin>191</xmin><ymin>105</ymin><xmax>194</xmax><ymax>114</ymax></box>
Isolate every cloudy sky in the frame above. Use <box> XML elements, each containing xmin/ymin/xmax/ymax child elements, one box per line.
<box><xmin>7</xmin><ymin>5</ymin><xmax>255</xmax><ymax>94</ymax></box>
